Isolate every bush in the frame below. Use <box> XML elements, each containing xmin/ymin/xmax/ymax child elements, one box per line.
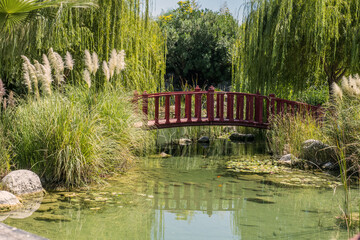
<box><xmin>1</xmin><ymin>87</ymin><xmax>150</xmax><ymax>187</ymax></box>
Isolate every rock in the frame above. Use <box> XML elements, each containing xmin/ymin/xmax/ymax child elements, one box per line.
<box><xmin>300</xmin><ymin>140</ymin><xmax>336</xmax><ymax>166</ymax></box>
<box><xmin>277</xmin><ymin>154</ymin><xmax>303</xmax><ymax>167</ymax></box>
<box><xmin>8</xmin><ymin>196</ymin><xmax>42</xmax><ymax>219</ymax></box>
<box><xmin>178</xmin><ymin>138</ymin><xmax>192</xmax><ymax>145</ymax></box>
<box><xmin>321</xmin><ymin>162</ymin><xmax>338</xmax><ymax>171</ymax></box>
<box><xmin>34</xmin><ymin>214</ymin><xmax>71</xmax><ymax>222</ymax></box>
<box><xmin>278</xmin><ymin>154</ymin><xmax>294</xmax><ymax>167</ymax></box>
<box><xmin>160</xmin><ymin>152</ymin><xmax>171</xmax><ymax>158</ymax></box>
<box><xmin>197</xmin><ymin>136</ymin><xmax>210</xmax><ymax>143</ymax></box>
<box><xmin>2</xmin><ymin>170</ymin><xmax>44</xmax><ymax>196</ymax></box>
<box><xmin>229</xmin><ymin>133</ymin><xmax>255</xmax><ymax>142</ymax></box>
<box><xmin>0</xmin><ymin>191</ymin><xmax>21</xmax><ymax>211</ymax></box>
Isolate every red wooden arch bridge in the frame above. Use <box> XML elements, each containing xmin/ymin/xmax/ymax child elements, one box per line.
<box><xmin>133</xmin><ymin>86</ymin><xmax>321</xmax><ymax>130</ymax></box>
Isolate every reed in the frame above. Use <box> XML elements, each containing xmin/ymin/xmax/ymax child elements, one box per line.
<box><xmin>267</xmin><ymin>112</ymin><xmax>325</xmax><ymax>157</ymax></box>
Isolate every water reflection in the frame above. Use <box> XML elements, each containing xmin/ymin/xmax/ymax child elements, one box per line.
<box><xmin>2</xmin><ymin>140</ymin><xmax>354</xmax><ymax>239</ymax></box>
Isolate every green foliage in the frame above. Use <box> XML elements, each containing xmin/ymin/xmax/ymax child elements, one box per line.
<box><xmin>267</xmin><ymin>113</ymin><xmax>325</xmax><ymax>157</ymax></box>
<box><xmin>0</xmin><ymin>124</ymin><xmax>11</xmax><ymax>177</ymax></box>
<box><xmin>158</xmin><ymin>1</ymin><xmax>238</xmax><ymax>88</ymax></box>
<box><xmin>296</xmin><ymin>85</ymin><xmax>329</xmax><ymax>106</ymax></box>
<box><xmin>0</xmin><ymin>0</ymin><xmax>95</xmax><ymax>32</ymax></box>
<box><xmin>324</xmin><ymin>75</ymin><xmax>360</xmax><ymax>175</ymax></box>
<box><xmin>0</xmin><ymin>0</ymin><xmax>165</xmax><ymax>94</ymax></box>
<box><xmin>232</xmin><ymin>0</ymin><xmax>360</xmax><ymax>97</ymax></box>
<box><xmin>0</xmin><ymin>87</ymin><xmax>150</xmax><ymax>187</ymax></box>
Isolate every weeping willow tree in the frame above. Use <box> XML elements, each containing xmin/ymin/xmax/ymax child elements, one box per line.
<box><xmin>0</xmin><ymin>0</ymin><xmax>165</xmax><ymax>93</ymax></box>
<box><xmin>232</xmin><ymin>0</ymin><xmax>360</xmax><ymax>98</ymax></box>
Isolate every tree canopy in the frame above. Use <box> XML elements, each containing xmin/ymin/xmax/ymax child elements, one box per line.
<box><xmin>158</xmin><ymin>1</ymin><xmax>238</xmax><ymax>89</ymax></box>
<box><xmin>0</xmin><ymin>0</ymin><xmax>166</xmax><ymax>93</ymax></box>
<box><xmin>232</xmin><ymin>0</ymin><xmax>360</xmax><ymax>97</ymax></box>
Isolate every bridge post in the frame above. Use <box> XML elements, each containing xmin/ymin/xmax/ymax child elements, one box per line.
<box><xmin>207</xmin><ymin>86</ymin><xmax>215</xmax><ymax>122</ymax></box>
<box><xmin>132</xmin><ymin>90</ymin><xmax>139</xmax><ymax>113</ymax></box>
<box><xmin>142</xmin><ymin>91</ymin><xmax>148</xmax><ymax>124</ymax></box>
<box><xmin>155</xmin><ymin>96</ymin><xmax>159</xmax><ymax>124</ymax></box>
<box><xmin>227</xmin><ymin>93</ymin><xmax>234</xmax><ymax>121</ymax></box>
<box><xmin>185</xmin><ymin>94</ymin><xmax>192</xmax><ymax>122</ymax></box>
<box><xmin>175</xmin><ymin>95</ymin><xmax>181</xmax><ymax>123</ymax></box>
<box><xmin>255</xmin><ymin>92</ymin><xmax>263</xmax><ymax>123</ymax></box>
<box><xmin>165</xmin><ymin>95</ymin><xmax>170</xmax><ymax>124</ymax></box>
<box><xmin>268</xmin><ymin>93</ymin><xmax>276</xmax><ymax>117</ymax></box>
<box><xmin>218</xmin><ymin>93</ymin><xmax>225</xmax><ymax>121</ymax></box>
<box><xmin>194</xmin><ymin>86</ymin><xmax>202</xmax><ymax>122</ymax></box>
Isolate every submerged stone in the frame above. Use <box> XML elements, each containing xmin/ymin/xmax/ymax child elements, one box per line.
<box><xmin>34</xmin><ymin>214</ymin><xmax>71</xmax><ymax>222</ymax></box>
<box><xmin>0</xmin><ymin>191</ymin><xmax>21</xmax><ymax>211</ymax></box>
<box><xmin>197</xmin><ymin>136</ymin><xmax>210</xmax><ymax>143</ymax></box>
<box><xmin>229</xmin><ymin>133</ymin><xmax>255</xmax><ymax>142</ymax></box>
<box><xmin>160</xmin><ymin>152</ymin><xmax>171</xmax><ymax>158</ymax></box>
<box><xmin>245</xmin><ymin>198</ymin><xmax>275</xmax><ymax>204</ymax></box>
<box><xmin>178</xmin><ymin>138</ymin><xmax>192</xmax><ymax>145</ymax></box>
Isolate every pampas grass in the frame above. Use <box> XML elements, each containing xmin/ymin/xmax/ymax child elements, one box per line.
<box><xmin>91</xmin><ymin>52</ymin><xmax>99</xmax><ymax>75</ymax></box>
<box><xmin>83</xmin><ymin>69</ymin><xmax>91</xmax><ymax>88</ymax></box>
<box><xmin>0</xmin><ymin>79</ymin><xmax>5</xmax><ymax>100</ymax></box>
<box><xmin>65</xmin><ymin>52</ymin><xmax>74</xmax><ymax>70</ymax></box>
<box><xmin>1</xmin><ymin>87</ymin><xmax>150</xmax><ymax>186</ymax></box>
<box><xmin>102</xmin><ymin>61</ymin><xmax>110</xmax><ymax>82</ymax></box>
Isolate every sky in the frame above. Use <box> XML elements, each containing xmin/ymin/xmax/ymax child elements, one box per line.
<box><xmin>152</xmin><ymin>0</ymin><xmax>247</xmax><ymax>19</ymax></box>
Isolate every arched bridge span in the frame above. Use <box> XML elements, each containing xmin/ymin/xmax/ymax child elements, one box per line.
<box><xmin>133</xmin><ymin>86</ymin><xmax>322</xmax><ymax>129</ymax></box>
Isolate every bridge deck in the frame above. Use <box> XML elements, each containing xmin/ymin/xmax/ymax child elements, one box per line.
<box><xmin>133</xmin><ymin>86</ymin><xmax>321</xmax><ymax>130</ymax></box>
<box><xmin>140</xmin><ymin>117</ymin><xmax>269</xmax><ymax>129</ymax></box>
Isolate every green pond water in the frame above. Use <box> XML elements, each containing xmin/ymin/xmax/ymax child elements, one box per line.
<box><xmin>2</xmin><ymin>140</ymin><xmax>360</xmax><ymax>239</ymax></box>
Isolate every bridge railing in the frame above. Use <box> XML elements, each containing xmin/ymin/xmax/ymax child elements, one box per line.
<box><xmin>133</xmin><ymin>86</ymin><xmax>322</xmax><ymax>129</ymax></box>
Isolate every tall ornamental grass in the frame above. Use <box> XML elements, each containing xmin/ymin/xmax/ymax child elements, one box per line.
<box><xmin>1</xmin><ymin>87</ymin><xmax>150</xmax><ymax>187</ymax></box>
<box><xmin>267</xmin><ymin>112</ymin><xmax>325</xmax><ymax>157</ymax></box>
<box><xmin>325</xmin><ymin>75</ymin><xmax>360</xmax><ymax>176</ymax></box>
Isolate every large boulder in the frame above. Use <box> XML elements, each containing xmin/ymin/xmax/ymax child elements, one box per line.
<box><xmin>229</xmin><ymin>133</ymin><xmax>255</xmax><ymax>142</ymax></box>
<box><xmin>300</xmin><ymin>140</ymin><xmax>337</xmax><ymax>166</ymax></box>
<box><xmin>0</xmin><ymin>191</ymin><xmax>21</xmax><ymax>211</ymax></box>
<box><xmin>2</xmin><ymin>170</ymin><xmax>44</xmax><ymax>196</ymax></box>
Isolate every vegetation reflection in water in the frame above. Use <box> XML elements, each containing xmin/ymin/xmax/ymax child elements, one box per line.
<box><xmin>2</xmin><ymin>140</ymin><xmax>357</xmax><ymax>239</ymax></box>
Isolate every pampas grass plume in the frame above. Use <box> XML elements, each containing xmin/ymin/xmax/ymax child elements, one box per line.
<box><xmin>0</xmin><ymin>79</ymin><xmax>5</xmax><ymax>100</ymax></box>
<box><xmin>92</xmin><ymin>52</ymin><xmax>99</xmax><ymax>75</ymax></box>
<box><xmin>116</xmin><ymin>50</ymin><xmax>126</xmax><ymax>74</ymax></box>
<box><xmin>102</xmin><ymin>61</ymin><xmax>110</xmax><ymax>82</ymax></box>
<box><xmin>83</xmin><ymin>69</ymin><xmax>91</xmax><ymax>88</ymax></box>
<box><xmin>65</xmin><ymin>51</ymin><xmax>74</xmax><ymax>70</ymax></box>
<box><xmin>332</xmin><ymin>82</ymin><xmax>343</xmax><ymax>101</ymax></box>
<box><xmin>84</xmin><ymin>50</ymin><xmax>93</xmax><ymax>74</ymax></box>
<box><xmin>8</xmin><ymin>91</ymin><xmax>15</xmax><ymax>108</ymax></box>
<box><xmin>22</xmin><ymin>62</ymin><xmax>32</xmax><ymax>93</ymax></box>
<box><xmin>109</xmin><ymin>49</ymin><xmax>118</xmax><ymax>78</ymax></box>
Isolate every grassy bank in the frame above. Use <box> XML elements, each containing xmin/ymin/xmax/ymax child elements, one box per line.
<box><xmin>0</xmin><ymin>87</ymin><xmax>151</xmax><ymax>187</ymax></box>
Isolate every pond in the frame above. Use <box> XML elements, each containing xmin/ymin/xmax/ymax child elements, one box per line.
<box><xmin>2</xmin><ymin>140</ymin><xmax>359</xmax><ymax>239</ymax></box>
